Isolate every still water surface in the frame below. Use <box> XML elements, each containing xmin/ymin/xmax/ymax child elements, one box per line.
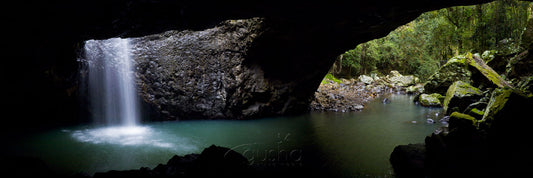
<box><xmin>10</xmin><ymin>94</ymin><xmax>444</xmax><ymax>177</ymax></box>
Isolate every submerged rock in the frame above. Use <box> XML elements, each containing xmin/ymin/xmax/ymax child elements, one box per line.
<box><xmin>426</xmin><ymin>118</ymin><xmax>435</xmax><ymax>124</ymax></box>
<box><xmin>442</xmin><ymin>81</ymin><xmax>483</xmax><ymax>114</ymax></box>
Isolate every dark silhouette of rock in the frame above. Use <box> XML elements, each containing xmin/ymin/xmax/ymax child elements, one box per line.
<box><xmin>0</xmin><ymin>156</ymin><xmax>55</xmax><ymax>178</ymax></box>
<box><xmin>390</xmin><ymin>144</ymin><xmax>426</xmax><ymax>178</ymax></box>
<box><xmin>93</xmin><ymin>145</ymin><xmax>250</xmax><ymax>178</ymax></box>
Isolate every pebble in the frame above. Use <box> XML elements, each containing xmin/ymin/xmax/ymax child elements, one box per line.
<box><xmin>426</xmin><ymin>118</ymin><xmax>435</xmax><ymax>124</ymax></box>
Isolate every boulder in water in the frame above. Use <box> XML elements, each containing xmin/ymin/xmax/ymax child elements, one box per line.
<box><xmin>426</xmin><ymin>118</ymin><xmax>435</xmax><ymax>124</ymax></box>
<box><xmin>419</xmin><ymin>93</ymin><xmax>443</xmax><ymax>107</ymax></box>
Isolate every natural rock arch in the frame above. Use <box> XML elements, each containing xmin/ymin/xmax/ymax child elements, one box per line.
<box><xmin>8</xmin><ymin>0</ymin><xmax>521</xmax><ymax>124</ymax></box>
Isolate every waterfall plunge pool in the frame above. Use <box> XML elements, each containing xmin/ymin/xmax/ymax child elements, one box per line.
<box><xmin>6</xmin><ymin>94</ymin><xmax>445</xmax><ymax>177</ymax></box>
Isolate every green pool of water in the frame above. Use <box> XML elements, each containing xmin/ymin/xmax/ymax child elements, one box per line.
<box><xmin>7</xmin><ymin>94</ymin><xmax>444</xmax><ymax>177</ymax></box>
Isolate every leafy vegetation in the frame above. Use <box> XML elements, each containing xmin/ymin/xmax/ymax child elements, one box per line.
<box><xmin>330</xmin><ymin>0</ymin><xmax>532</xmax><ymax>81</ymax></box>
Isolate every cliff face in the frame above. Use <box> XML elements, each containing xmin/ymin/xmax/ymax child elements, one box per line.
<box><xmin>131</xmin><ymin>18</ymin><xmax>303</xmax><ymax>119</ymax></box>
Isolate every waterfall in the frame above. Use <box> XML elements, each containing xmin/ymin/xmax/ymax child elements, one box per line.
<box><xmin>83</xmin><ymin>38</ymin><xmax>140</xmax><ymax>126</ymax></box>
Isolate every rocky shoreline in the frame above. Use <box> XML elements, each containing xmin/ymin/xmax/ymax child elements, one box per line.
<box><xmin>310</xmin><ymin>71</ymin><xmax>423</xmax><ymax>112</ymax></box>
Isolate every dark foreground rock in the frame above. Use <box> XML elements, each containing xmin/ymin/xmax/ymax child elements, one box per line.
<box><xmin>92</xmin><ymin>145</ymin><xmax>329</xmax><ymax>178</ymax></box>
<box><xmin>389</xmin><ymin>144</ymin><xmax>426</xmax><ymax>178</ymax></box>
<box><xmin>0</xmin><ymin>156</ymin><xmax>56</xmax><ymax>178</ymax></box>
<box><xmin>94</xmin><ymin>145</ymin><xmax>250</xmax><ymax>178</ymax></box>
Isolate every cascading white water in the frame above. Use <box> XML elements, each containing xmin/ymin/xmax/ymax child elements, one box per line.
<box><xmin>83</xmin><ymin>38</ymin><xmax>139</xmax><ymax>126</ymax></box>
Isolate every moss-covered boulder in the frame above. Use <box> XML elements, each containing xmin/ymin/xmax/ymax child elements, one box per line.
<box><xmin>443</xmin><ymin>81</ymin><xmax>483</xmax><ymax>114</ymax></box>
<box><xmin>466</xmin><ymin>108</ymin><xmax>485</xmax><ymax>120</ymax></box>
<box><xmin>448</xmin><ymin>112</ymin><xmax>477</xmax><ymax>132</ymax></box>
<box><xmin>467</xmin><ymin>54</ymin><xmax>512</xmax><ymax>89</ymax></box>
<box><xmin>424</xmin><ymin>53</ymin><xmax>512</xmax><ymax>98</ymax></box>
<box><xmin>419</xmin><ymin>93</ymin><xmax>443</xmax><ymax>107</ymax></box>
<box><xmin>424</xmin><ymin>55</ymin><xmax>472</xmax><ymax>95</ymax></box>
<box><xmin>481</xmin><ymin>88</ymin><xmax>513</xmax><ymax>125</ymax></box>
<box><xmin>478</xmin><ymin>88</ymin><xmax>533</xmax><ymax>130</ymax></box>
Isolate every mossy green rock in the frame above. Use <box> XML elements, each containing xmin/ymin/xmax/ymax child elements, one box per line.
<box><xmin>480</xmin><ymin>88</ymin><xmax>533</xmax><ymax>130</ymax></box>
<box><xmin>467</xmin><ymin>108</ymin><xmax>485</xmax><ymax>120</ymax></box>
<box><xmin>424</xmin><ymin>55</ymin><xmax>472</xmax><ymax>95</ymax></box>
<box><xmin>443</xmin><ymin>81</ymin><xmax>483</xmax><ymax>114</ymax></box>
<box><xmin>448</xmin><ymin>112</ymin><xmax>477</xmax><ymax>131</ymax></box>
<box><xmin>419</xmin><ymin>93</ymin><xmax>443</xmax><ymax>107</ymax></box>
<box><xmin>467</xmin><ymin>54</ymin><xmax>512</xmax><ymax>89</ymax></box>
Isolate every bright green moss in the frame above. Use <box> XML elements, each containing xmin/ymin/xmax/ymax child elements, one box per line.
<box><xmin>450</xmin><ymin>112</ymin><xmax>476</xmax><ymax>122</ymax></box>
<box><xmin>323</xmin><ymin>73</ymin><xmax>343</xmax><ymax>84</ymax></box>
<box><xmin>482</xmin><ymin>88</ymin><xmax>513</xmax><ymax>122</ymax></box>
<box><xmin>443</xmin><ymin>81</ymin><xmax>482</xmax><ymax>112</ymax></box>
<box><xmin>470</xmin><ymin>108</ymin><xmax>485</xmax><ymax>116</ymax></box>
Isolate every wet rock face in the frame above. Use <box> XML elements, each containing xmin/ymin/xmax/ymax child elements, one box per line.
<box><xmin>131</xmin><ymin>18</ymin><xmax>300</xmax><ymax>120</ymax></box>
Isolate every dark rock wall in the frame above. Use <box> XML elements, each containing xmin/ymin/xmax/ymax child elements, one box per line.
<box><xmin>131</xmin><ymin>18</ymin><xmax>294</xmax><ymax>119</ymax></box>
